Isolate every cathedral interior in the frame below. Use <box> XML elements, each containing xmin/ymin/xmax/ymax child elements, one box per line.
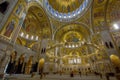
<box><xmin>0</xmin><ymin>0</ymin><xmax>120</xmax><ymax>80</ymax></box>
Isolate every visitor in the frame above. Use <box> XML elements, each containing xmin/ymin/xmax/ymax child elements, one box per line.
<box><xmin>106</xmin><ymin>73</ymin><xmax>110</xmax><ymax>80</ymax></box>
<box><xmin>60</xmin><ymin>71</ymin><xmax>62</xmax><ymax>76</ymax></box>
<box><xmin>79</xmin><ymin>71</ymin><xmax>81</xmax><ymax>77</ymax></box>
<box><xmin>70</xmin><ymin>71</ymin><xmax>74</xmax><ymax>77</ymax></box>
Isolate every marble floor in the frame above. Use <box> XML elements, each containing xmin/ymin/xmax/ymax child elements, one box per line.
<box><xmin>3</xmin><ymin>74</ymin><xmax>117</xmax><ymax>80</ymax></box>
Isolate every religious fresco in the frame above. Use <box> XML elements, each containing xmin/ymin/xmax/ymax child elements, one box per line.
<box><xmin>0</xmin><ymin>0</ymin><xmax>27</xmax><ymax>42</ymax></box>
<box><xmin>18</xmin><ymin>12</ymin><xmax>26</xmax><ymax>26</ymax></box>
<box><xmin>20</xmin><ymin>5</ymin><xmax>52</xmax><ymax>40</ymax></box>
<box><xmin>22</xmin><ymin>18</ymin><xmax>37</xmax><ymax>33</ymax></box>
<box><xmin>14</xmin><ymin>0</ymin><xmax>26</xmax><ymax>18</ymax></box>
<box><xmin>15</xmin><ymin>4</ymin><xmax>23</xmax><ymax>16</ymax></box>
<box><xmin>107</xmin><ymin>0</ymin><xmax>120</xmax><ymax>22</ymax></box>
<box><xmin>95</xmin><ymin>0</ymin><xmax>106</xmax><ymax>6</ymax></box>
<box><xmin>93</xmin><ymin>7</ymin><xmax>105</xmax><ymax>20</ymax></box>
<box><xmin>1</xmin><ymin>15</ymin><xmax>19</xmax><ymax>39</ymax></box>
<box><xmin>92</xmin><ymin>0</ymin><xmax>107</xmax><ymax>33</ymax></box>
<box><xmin>48</xmin><ymin>0</ymin><xmax>83</xmax><ymax>13</ymax></box>
<box><xmin>94</xmin><ymin>10</ymin><xmax>104</xmax><ymax>19</ymax></box>
<box><xmin>3</xmin><ymin>20</ymin><xmax>15</xmax><ymax>37</ymax></box>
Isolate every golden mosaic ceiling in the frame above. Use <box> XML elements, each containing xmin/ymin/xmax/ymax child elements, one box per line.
<box><xmin>17</xmin><ymin>0</ymin><xmax>117</xmax><ymax>48</ymax></box>
<box><xmin>48</xmin><ymin>0</ymin><xmax>84</xmax><ymax>13</ymax></box>
<box><xmin>21</xmin><ymin>6</ymin><xmax>51</xmax><ymax>39</ymax></box>
<box><xmin>107</xmin><ymin>0</ymin><xmax>120</xmax><ymax>23</ymax></box>
<box><xmin>54</xmin><ymin>24</ymin><xmax>90</xmax><ymax>42</ymax></box>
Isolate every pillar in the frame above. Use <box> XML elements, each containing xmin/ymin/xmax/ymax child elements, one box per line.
<box><xmin>54</xmin><ymin>46</ymin><xmax>58</xmax><ymax>72</ymax></box>
<box><xmin>10</xmin><ymin>0</ymin><xmax>27</xmax><ymax>43</ymax></box>
<box><xmin>0</xmin><ymin>44</ymin><xmax>13</xmax><ymax>78</ymax></box>
<box><xmin>101</xmin><ymin>29</ymin><xmax>119</xmax><ymax>57</ymax></box>
<box><xmin>100</xmin><ymin>29</ymin><xmax>117</xmax><ymax>74</ymax></box>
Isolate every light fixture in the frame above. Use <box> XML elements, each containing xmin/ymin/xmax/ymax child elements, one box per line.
<box><xmin>73</xmin><ymin>14</ymin><xmax>76</xmax><ymax>17</ymax></box>
<box><xmin>28</xmin><ymin>48</ymin><xmax>30</xmax><ymax>50</ymax></box>
<box><xmin>74</xmin><ymin>59</ymin><xmax>77</xmax><ymax>63</ymax></box>
<box><xmin>69</xmin><ymin>45</ymin><xmax>71</xmax><ymax>48</ymax></box>
<box><xmin>81</xmin><ymin>41</ymin><xmax>84</xmax><ymax>44</ymax></box>
<box><xmin>20</xmin><ymin>32</ymin><xmax>24</xmax><ymax>37</ymax></box>
<box><xmin>31</xmin><ymin>35</ymin><xmax>34</xmax><ymax>40</ymax></box>
<box><xmin>113</xmin><ymin>23</ymin><xmax>119</xmax><ymax>30</ymax></box>
<box><xmin>65</xmin><ymin>45</ymin><xmax>68</xmax><ymax>48</ymax></box>
<box><xmin>76</xmin><ymin>44</ymin><xmax>78</xmax><ymax>47</ymax></box>
<box><xmin>26</xmin><ymin>34</ymin><xmax>29</xmax><ymax>39</ymax></box>
<box><xmin>72</xmin><ymin>44</ymin><xmax>75</xmax><ymax>48</ymax></box>
<box><xmin>68</xmin><ymin>15</ymin><xmax>71</xmax><ymax>18</ymax></box>
<box><xmin>36</xmin><ymin>36</ymin><xmax>38</xmax><ymax>40</ymax></box>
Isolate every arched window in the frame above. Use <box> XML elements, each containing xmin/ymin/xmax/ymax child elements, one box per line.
<box><xmin>105</xmin><ymin>42</ymin><xmax>109</xmax><ymax>48</ymax></box>
<box><xmin>109</xmin><ymin>41</ymin><xmax>114</xmax><ymax>48</ymax></box>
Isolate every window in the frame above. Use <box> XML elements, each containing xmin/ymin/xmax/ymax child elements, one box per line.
<box><xmin>105</xmin><ymin>42</ymin><xmax>109</xmax><ymax>48</ymax></box>
<box><xmin>0</xmin><ymin>1</ymin><xmax>9</xmax><ymax>14</ymax></box>
<box><xmin>109</xmin><ymin>42</ymin><xmax>114</xmax><ymax>48</ymax></box>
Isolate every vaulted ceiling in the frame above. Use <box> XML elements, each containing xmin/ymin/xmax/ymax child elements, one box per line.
<box><xmin>54</xmin><ymin>23</ymin><xmax>90</xmax><ymax>42</ymax></box>
<box><xmin>16</xmin><ymin>0</ymin><xmax>119</xmax><ymax>55</ymax></box>
<box><xmin>22</xmin><ymin>6</ymin><xmax>52</xmax><ymax>39</ymax></box>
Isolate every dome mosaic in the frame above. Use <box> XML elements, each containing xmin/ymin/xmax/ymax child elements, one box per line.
<box><xmin>44</xmin><ymin>0</ymin><xmax>93</xmax><ymax>22</ymax></box>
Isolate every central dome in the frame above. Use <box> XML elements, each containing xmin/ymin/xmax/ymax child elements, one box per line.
<box><xmin>48</xmin><ymin>0</ymin><xmax>83</xmax><ymax>13</ymax></box>
<box><xmin>44</xmin><ymin>0</ymin><xmax>92</xmax><ymax>22</ymax></box>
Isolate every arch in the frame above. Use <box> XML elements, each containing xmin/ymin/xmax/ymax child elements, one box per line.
<box><xmin>25</xmin><ymin>56</ymin><xmax>33</xmax><ymax>74</ymax></box>
<box><xmin>53</xmin><ymin>22</ymin><xmax>91</xmax><ymax>39</ymax></box>
<box><xmin>6</xmin><ymin>50</ymin><xmax>17</xmax><ymax>74</ymax></box>
<box><xmin>16</xmin><ymin>38</ymin><xmax>23</xmax><ymax>45</ymax></box>
<box><xmin>38</xmin><ymin>58</ymin><xmax>45</xmax><ymax>73</ymax></box>
<box><xmin>53</xmin><ymin>23</ymin><xmax>91</xmax><ymax>42</ymax></box>
<box><xmin>15</xmin><ymin>53</ymin><xmax>25</xmax><ymax>74</ymax></box>
<box><xmin>25</xmin><ymin>1</ymin><xmax>52</xmax><ymax>39</ymax></box>
<box><xmin>10</xmin><ymin>50</ymin><xmax>17</xmax><ymax>59</ymax></box>
<box><xmin>17</xmin><ymin>1</ymin><xmax>52</xmax><ymax>44</ymax></box>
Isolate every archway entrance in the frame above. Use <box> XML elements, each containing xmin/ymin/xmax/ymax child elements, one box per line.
<box><xmin>110</xmin><ymin>54</ymin><xmax>120</xmax><ymax>73</ymax></box>
<box><xmin>39</xmin><ymin>58</ymin><xmax>45</xmax><ymax>74</ymax></box>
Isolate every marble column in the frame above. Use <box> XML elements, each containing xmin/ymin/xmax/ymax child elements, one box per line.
<box><xmin>0</xmin><ymin>51</ymin><xmax>10</xmax><ymax>74</ymax></box>
<box><xmin>0</xmin><ymin>45</ymin><xmax>13</xmax><ymax>78</ymax></box>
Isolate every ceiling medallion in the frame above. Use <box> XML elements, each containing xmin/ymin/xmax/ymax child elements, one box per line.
<box><xmin>44</xmin><ymin>0</ymin><xmax>93</xmax><ymax>22</ymax></box>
